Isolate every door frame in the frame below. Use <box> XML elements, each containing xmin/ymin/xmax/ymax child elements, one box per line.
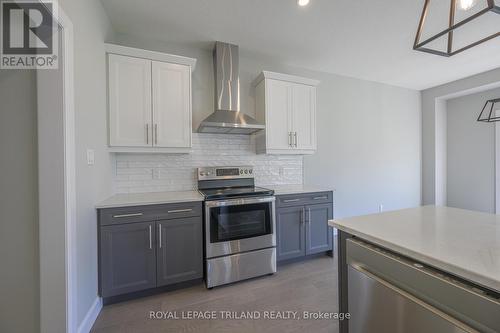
<box><xmin>423</xmin><ymin>67</ymin><xmax>500</xmax><ymax>207</ymax></box>
<box><xmin>37</xmin><ymin>2</ymin><xmax>76</xmax><ymax>332</ymax></box>
<box><xmin>496</xmin><ymin>111</ymin><xmax>500</xmax><ymax>214</ymax></box>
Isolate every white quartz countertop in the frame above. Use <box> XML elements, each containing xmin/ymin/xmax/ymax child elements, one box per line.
<box><xmin>267</xmin><ymin>185</ymin><xmax>334</xmax><ymax>196</ymax></box>
<box><xmin>329</xmin><ymin>205</ymin><xmax>500</xmax><ymax>292</ymax></box>
<box><xmin>96</xmin><ymin>191</ymin><xmax>204</xmax><ymax>209</ymax></box>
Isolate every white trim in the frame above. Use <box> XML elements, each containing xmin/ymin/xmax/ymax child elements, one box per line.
<box><xmin>253</xmin><ymin>71</ymin><xmax>320</xmax><ymax>87</ymax></box>
<box><xmin>59</xmin><ymin>9</ymin><xmax>77</xmax><ymax>333</ymax></box>
<box><xmin>77</xmin><ymin>298</ymin><xmax>103</xmax><ymax>333</ymax></box>
<box><xmin>38</xmin><ymin>2</ymin><xmax>77</xmax><ymax>333</ymax></box>
<box><xmin>108</xmin><ymin>147</ymin><xmax>192</xmax><ymax>154</ymax></box>
<box><xmin>434</xmin><ymin>99</ymin><xmax>447</xmax><ymax>206</ymax></box>
<box><xmin>496</xmin><ymin>110</ymin><xmax>500</xmax><ymax>214</ymax></box>
<box><xmin>256</xmin><ymin>148</ymin><xmax>316</xmax><ymax>155</ymax></box>
<box><xmin>105</xmin><ymin>43</ymin><xmax>197</xmax><ymax>69</ymax></box>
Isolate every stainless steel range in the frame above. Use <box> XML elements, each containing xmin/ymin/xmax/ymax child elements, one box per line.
<box><xmin>197</xmin><ymin>166</ymin><xmax>276</xmax><ymax>288</ymax></box>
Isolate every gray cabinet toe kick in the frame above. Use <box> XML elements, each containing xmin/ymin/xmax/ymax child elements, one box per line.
<box><xmin>275</xmin><ymin>191</ymin><xmax>334</xmax><ymax>262</ymax></box>
<box><xmin>98</xmin><ymin>201</ymin><xmax>203</xmax><ymax>301</ymax></box>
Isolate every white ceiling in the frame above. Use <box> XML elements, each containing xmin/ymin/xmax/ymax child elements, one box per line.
<box><xmin>100</xmin><ymin>0</ymin><xmax>500</xmax><ymax>90</ymax></box>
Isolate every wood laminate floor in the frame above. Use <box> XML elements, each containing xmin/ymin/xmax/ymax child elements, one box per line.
<box><xmin>91</xmin><ymin>255</ymin><xmax>339</xmax><ymax>333</ymax></box>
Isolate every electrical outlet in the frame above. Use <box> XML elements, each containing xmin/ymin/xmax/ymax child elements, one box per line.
<box><xmin>152</xmin><ymin>169</ymin><xmax>160</xmax><ymax>179</ymax></box>
<box><xmin>86</xmin><ymin>149</ymin><xmax>95</xmax><ymax>166</ymax></box>
<box><xmin>379</xmin><ymin>204</ymin><xmax>384</xmax><ymax>212</ymax></box>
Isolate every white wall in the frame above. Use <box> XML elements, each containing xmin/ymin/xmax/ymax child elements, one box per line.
<box><xmin>303</xmin><ymin>74</ymin><xmax>422</xmax><ymax>218</ymax></box>
<box><xmin>110</xmin><ymin>35</ymin><xmax>422</xmax><ymax>218</ymax></box>
<box><xmin>0</xmin><ymin>70</ymin><xmax>39</xmax><ymax>333</ymax></box>
<box><xmin>446</xmin><ymin>88</ymin><xmax>500</xmax><ymax>213</ymax></box>
<box><xmin>58</xmin><ymin>0</ymin><xmax>114</xmax><ymax>328</ymax></box>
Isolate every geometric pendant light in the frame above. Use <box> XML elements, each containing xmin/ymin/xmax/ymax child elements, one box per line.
<box><xmin>414</xmin><ymin>0</ymin><xmax>500</xmax><ymax>57</ymax></box>
<box><xmin>477</xmin><ymin>98</ymin><xmax>500</xmax><ymax>122</ymax></box>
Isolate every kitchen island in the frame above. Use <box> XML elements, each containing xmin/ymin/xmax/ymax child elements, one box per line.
<box><xmin>329</xmin><ymin>205</ymin><xmax>500</xmax><ymax>333</ymax></box>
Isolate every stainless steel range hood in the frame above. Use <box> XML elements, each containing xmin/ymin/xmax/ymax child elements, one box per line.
<box><xmin>197</xmin><ymin>42</ymin><xmax>265</xmax><ymax>135</ymax></box>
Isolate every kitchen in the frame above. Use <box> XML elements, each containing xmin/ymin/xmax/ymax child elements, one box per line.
<box><xmin>1</xmin><ymin>0</ymin><xmax>499</xmax><ymax>333</ymax></box>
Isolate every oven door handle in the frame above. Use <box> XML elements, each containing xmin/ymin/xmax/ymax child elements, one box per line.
<box><xmin>205</xmin><ymin>196</ymin><xmax>275</xmax><ymax>208</ymax></box>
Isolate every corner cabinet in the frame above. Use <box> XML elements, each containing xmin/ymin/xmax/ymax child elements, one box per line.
<box><xmin>106</xmin><ymin>44</ymin><xmax>196</xmax><ymax>153</ymax></box>
<box><xmin>254</xmin><ymin>71</ymin><xmax>319</xmax><ymax>155</ymax></box>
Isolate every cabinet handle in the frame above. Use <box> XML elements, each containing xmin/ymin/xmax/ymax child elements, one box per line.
<box><xmin>167</xmin><ymin>208</ymin><xmax>193</xmax><ymax>214</ymax></box>
<box><xmin>112</xmin><ymin>213</ymin><xmax>143</xmax><ymax>218</ymax></box>
<box><xmin>158</xmin><ymin>224</ymin><xmax>162</xmax><ymax>249</ymax></box>
<box><xmin>146</xmin><ymin>124</ymin><xmax>149</xmax><ymax>144</ymax></box>
<box><xmin>313</xmin><ymin>196</ymin><xmax>328</xmax><ymax>200</ymax></box>
<box><xmin>148</xmin><ymin>225</ymin><xmax>152</xmax><ymax>250</ymax></box>
<box><xmin>154</xmin><ymin>124</ymin><xmax>158</xmax><ymax>145</ymax></box>
<box><xmin>283</xmin><ymin>198</ymin><xmax>300</xmax><ymax>203</ymax></box>
<box><xmin>308</xmin><ymin>208</ymin><xmax>311</xmax><ymax>224</ymax></box>
<box><xmin>294</xmin><ymin>132</ymin><xmax>298</xmax><ymax>148</ymax></box>
<box><xmin>288</xmin><ymin>132</ymin><xmax>292</xmax><ymax>147</ymax></box>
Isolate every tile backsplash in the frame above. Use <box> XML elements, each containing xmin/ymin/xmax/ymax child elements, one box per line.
<box><xmin>113</xmin><ymin>133</ymin><xmax>303</xmax><ymax>193</ymax></box>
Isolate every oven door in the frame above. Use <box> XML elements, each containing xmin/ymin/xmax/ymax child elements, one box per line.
<box><xmin>205</xmin><ymin>196</ymin><xmax>276</xmax><ymax>258</ymax></box>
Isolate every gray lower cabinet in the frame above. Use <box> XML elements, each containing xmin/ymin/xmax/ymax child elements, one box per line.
<box><xmin>157</xmin><ymin>217</ymin><xmax>203</xmax><ymax>286</ymax></box>
<box><xmin>276</xmin><ymin>206</ymin><xmax>306</xmax><ymax>261</ymax></box>
<box><xmin>276</xmin><ymin>192</ymin><xmax>333</xmax><ymax>262</ymax></box>
<box><xmin>100</xmin><ymin>221</ymin><xmax>157</xmax><ymax>297</ymax></box>
<box><xmin>98</xmin><ymin>202</ymin><xmax>203</xmax><ymax>299</ymax></box>
<box><xmin>305</xmin><ymin>203</ymin><xmax>333</xmax><ymax>255</ymax></box>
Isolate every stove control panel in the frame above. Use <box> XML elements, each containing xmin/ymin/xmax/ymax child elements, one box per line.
<box><xmin>198</xmin><ymin>166</ymin><xmax>254</xmax><ymax>181</ymax></box>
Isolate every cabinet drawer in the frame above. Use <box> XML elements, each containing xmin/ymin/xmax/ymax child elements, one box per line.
<box><xmin>153</xmin><ymin>202</ymin><xmax>202</xmax><ymax>221</ymax></box>
<box><xmin>276</xmin><ymin>191</ymin><xmax>332</xmax><ymax>207</ymax></box>
<box><xmin>99</xmin><ymin>206</ymin><xmax>156</xmax><ymax>226</ymax></box>
<box><xmin>99</xmin><ymin>202</ymin><xmax>202</xmax><ymax>226</ymax></box>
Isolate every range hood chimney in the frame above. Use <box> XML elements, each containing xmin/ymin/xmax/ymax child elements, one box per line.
<box><xmin>197</xmin><ymin>42</ymin><xmax>265</xmax><ymax>134</ymax></box>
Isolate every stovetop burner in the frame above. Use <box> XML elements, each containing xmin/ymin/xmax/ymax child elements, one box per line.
<box><xmin>197</xmin><ymin>166</ymin><xmax>274</xmax><ymax>200</ymax></box>
<box><xmin>199</xmin><ymin>186</ymin><xmax>274</xmax><ymax>200</ymax></box>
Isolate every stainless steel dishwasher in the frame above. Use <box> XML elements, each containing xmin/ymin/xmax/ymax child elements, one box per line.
<box><xmin>346</xmin><ymin>239</ymin><xmax>500</xmax><ymax>333</ymax></box>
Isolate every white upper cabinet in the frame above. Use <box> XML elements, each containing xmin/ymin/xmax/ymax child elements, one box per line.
<box><xmin>106</xmin><ymin>44</ymin><xmax>196</xmax><ymax>153</ymax></box>
<box><xmin>292</xmin><ymin>83</ymin><xmax>316</xmax><ymax>150</ymax></box>
<box><xmin>254</xmin><ymin>71</ymin><xmax>319</xmax><ymax>155</ymax></box>
<box><xmin>108</xmin><ymin>54</ymin><xmax>152</xmax><ymax>147</ymax></box>
<box><xmin>265</xmin><ymin>79</ymin><xmax>292</xmax><ymax>150</ymax></box>
<box><xmin>152</xmin><ymin>61</ymin><xmax>191</xmax><ymax>148</ymax></box>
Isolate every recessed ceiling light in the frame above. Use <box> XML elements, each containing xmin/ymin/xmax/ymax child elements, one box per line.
<box><xmin>297</xmin><ymin>0</ymin><xmax>310</xmax><ymax>7</ymax></box>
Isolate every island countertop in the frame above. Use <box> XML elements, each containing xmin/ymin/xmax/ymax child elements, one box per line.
<box><xmin>329</xmin><ymin>205</ymin><xmax>500</xmax><ymax>292</ymax></box>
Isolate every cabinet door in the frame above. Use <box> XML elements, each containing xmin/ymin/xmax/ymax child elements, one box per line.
<box><xmin>108</xmin><ymin>54</ymin><xmax>152</xmax><ymax>147</ymax></box>
<box><xmin>292</xmin><ymin>84</ymin><xmax>316</xmax><ymax>150</ymax></box>
<box><xmin>152</xmin><ymin>61</ymin><xmax>192</xmax><ymax>148</ymax></box>
<box><xmin>276</xmin><ymin>206</ymin><xmax>306</xmax><ymax>261</ymax></box>
<box><xmin>266</xmin><ymin>79</ymin><xmax>293</xmax><ymax>150</ymax></box>
<box><xmin>305</xmin><ymin>203</ymin><xmax>333</xmax><ymax>255</ymax></box>
<box><xmin>100</xmin><ymin>222</ymin><xmax>156</xmax><ymax>297</ymax></box>
<box><xmin>156</xmin><ymin>217</ymin><xmax>203</xmax><ymax>286</ymax></box>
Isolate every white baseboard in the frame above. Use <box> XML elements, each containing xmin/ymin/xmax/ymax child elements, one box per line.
<box><xmin>77</xmin><ymin>297</ymin><xmax>102</xmax><ymax>333</ymax></box>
